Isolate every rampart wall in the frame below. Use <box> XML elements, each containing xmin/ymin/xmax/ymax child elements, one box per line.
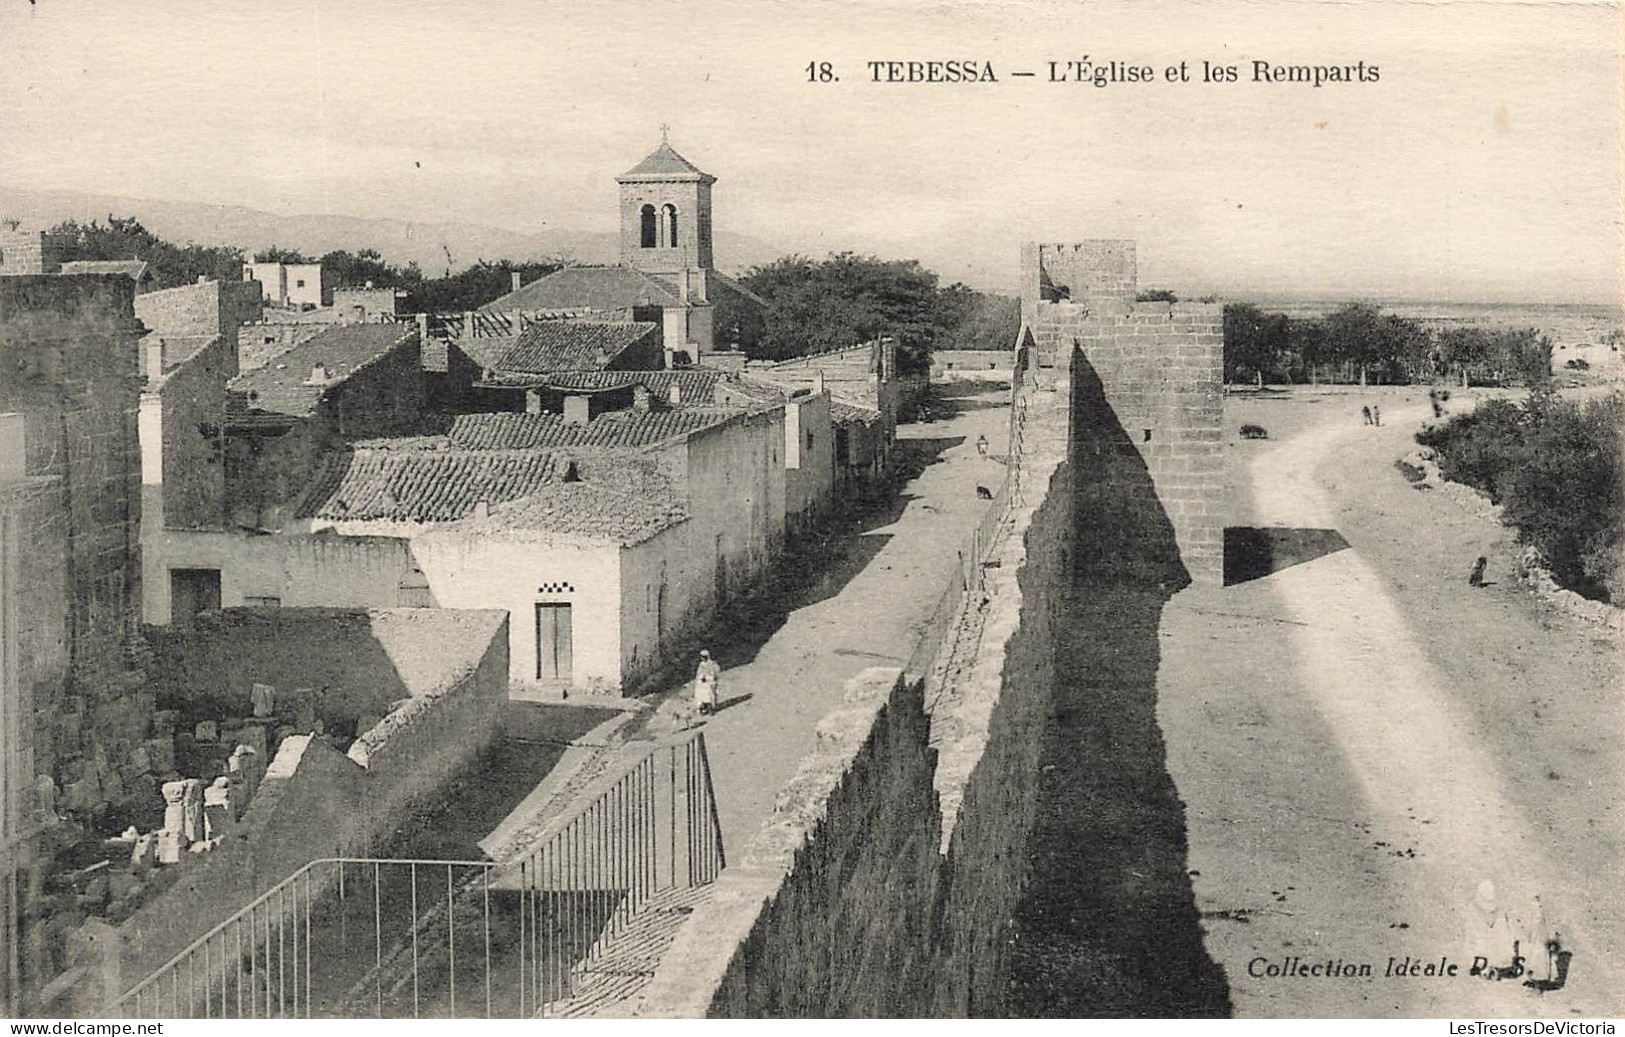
<box><xmin>627</xmin><ymin>240</ymin><xmax>1225</xmax><ymax>1017</ymax></box>
<box><xmin>634</xmin><ymin>341</ymin><xmax>1074</xmax><ymax>1017</ymax></box>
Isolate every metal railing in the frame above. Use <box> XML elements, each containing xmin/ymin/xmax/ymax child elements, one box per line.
<box><xmin>115</xmin><ymin>732</ymin><xmax>724</xmax><ymax>1019</ymax></box>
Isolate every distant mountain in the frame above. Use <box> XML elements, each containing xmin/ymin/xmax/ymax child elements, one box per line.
<box><xmin>0</xmin><ymin>185</ymin><xmax>789</xmax><ymax>277</ymax></box>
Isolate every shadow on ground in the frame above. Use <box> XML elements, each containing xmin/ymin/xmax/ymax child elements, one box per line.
<box><xmin>1006</xmin><ymin>353</ymin><xmax>1231</xmax><ymax>1018</ymax></box>
<box><xmin>378</xmin><ymin>700</ymin><xmax>623</xmax><ymax>861</ymax></box>
<box><xmin>688</xmin><ymin>432</ymin><xmax>962</xmax><ymax>674</ymax></box>
<box><xmin>1224</xmin><ymin>526</ymin><xmax>1351</xmax><ymax>586</ymax></box>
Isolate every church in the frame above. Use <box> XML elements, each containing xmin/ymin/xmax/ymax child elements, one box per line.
<box><xmin>482</xmin><ymin>137</ymin><xmax>767</xmax><ymax>365</ymax></box>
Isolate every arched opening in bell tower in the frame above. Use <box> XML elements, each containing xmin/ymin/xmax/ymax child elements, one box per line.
<box><xmin>661</xmin><ymin>204</ymin><xmax>679</xmax><ymax>248</ymax></box>
<box><xmin>639</xmin><ymin>204</ymin><xmax>658</xmax><ymax>248</ymax></box>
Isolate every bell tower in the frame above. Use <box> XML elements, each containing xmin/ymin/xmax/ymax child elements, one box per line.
<box><xmin>616</xmin><ymin>132</ymin><xmax>715</xmax><ymax>276</ymax></box>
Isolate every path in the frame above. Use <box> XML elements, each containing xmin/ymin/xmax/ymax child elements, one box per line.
<box><xmin>670</xmin><ymin>385</ymin><xmax>1009</xmax><ymax>854</ymax></box>
<box><xmin>1160</xmin><ymin>389</ymin><xmax>1623</xmax><ymax>1017</ymax></box>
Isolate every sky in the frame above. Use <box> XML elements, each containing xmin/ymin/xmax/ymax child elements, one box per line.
<box><xmin>1</xmin><ymin>0</ymin><xmax>1620</xmax><ymax>301</ymax></box>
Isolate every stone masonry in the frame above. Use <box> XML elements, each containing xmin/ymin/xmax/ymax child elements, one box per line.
<box><xmin>1021</xmin><ymin>241</ymin><xmax>1224</xmax><ymax>584</ymax></box>
<box><xmin>0</xmin><ymin>276</ymin><xmax>154</xmax><ymax>816</ymax></box>
<box><xmin>0</xmin><ymin>220</ymin><xmax>52</xmax><ymax>277</ymax></box>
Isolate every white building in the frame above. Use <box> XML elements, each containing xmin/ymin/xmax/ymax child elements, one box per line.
<box><xmin>243</xmin><ymin>261</ymin><xmax>331</xmax><ymax>310</ymax></box>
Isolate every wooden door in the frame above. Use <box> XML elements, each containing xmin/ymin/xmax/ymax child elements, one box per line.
<box><xmin>535</xmin><ymin>602</ymin><xmax>573</xmax><ymax>682</ymax></box>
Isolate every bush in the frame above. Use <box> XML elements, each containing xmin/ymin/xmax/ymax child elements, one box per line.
<box><xmin>1417</xmin><ymin>392</ymin><xmax>1623</xmax><ymax>602</ymax></box>
<box><xmin>1414</xmin><ymin>397</ymin><xmax>1527</xmax><ymax>501</ymax></box>
<box><xmin>1239</xmin><ymin>424</ymin><xmax>1269</xmax><ymax>439</ymax></box>
<box><xmin>1393</xmin><ymin>459</ymin><xmax>1426</xmax><ymax>484</ymax></box>
<box><xmin>1565</xmin><ymin>358</ymin><xmax>1590</xmax><ymax>371</ymax></box>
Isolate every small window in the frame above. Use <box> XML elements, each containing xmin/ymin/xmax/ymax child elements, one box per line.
<box><xmin>806</xmin><ymin>431</ymin><xmax>814</xmax><ymax>450</ymax></box>
<box><xmin>243</xmin><ymin>596</ymin><xmax>281</xmax><ymax>607</ymax></box>
<box><xmin>296</xmin><ymin>279</ymin><xmax>306</xmax><ymax>288</ymax></box>
<box><xmin>640</xmin><ymin>205</ymin><xmax>657</xmax><ymax>248</ymax></box>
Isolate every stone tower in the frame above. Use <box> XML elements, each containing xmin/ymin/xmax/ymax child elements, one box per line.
<box><xmin>616</xmin><ymin>137</ymin><xmax>716</xmax><ymax>276</ymax></box>
<box><xmin>0</xmin><ymin>219</ymin><xmax>50</xmax><ymax>276</ymax></box>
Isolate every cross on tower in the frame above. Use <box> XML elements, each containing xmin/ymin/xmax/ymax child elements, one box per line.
<box><xmin>659</xmin><ymin>123</ymin><xmax>671</xmax><ymax>144</ymax></box>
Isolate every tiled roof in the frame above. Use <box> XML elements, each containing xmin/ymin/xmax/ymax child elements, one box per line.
<box><xmin>617</xmin><ymin>142</ymin><xmax>715</xmax><ymax>183</ymax></box>
<box><xmin>59</xmin><ymin>259</ymin><xmax>150</xmax><ymax>281</ymax></box>
<box><xmin>447</xmin><ymin>408</ymin><xmax>742</xmax><ymax>450</ymax></box>
<box><xmin>229</xmin><ymin>324</ymin><xmax>416</xmax><ymax>417</ymax></box>
<box><xmin>482</xmin><ymin>266</ymin><xmax>681</xmax><ymax>312</ymax></box>
<box><xmin>720</xmin><ymin>374</ymin><xmax>789</xmax><ymax>404</ymax></box>
<box><xmin>830</xmin><ymin>397</ymin><xmax>881</xmax><ymax>426</ymax></box>
<box><xmin>472</xmin><ymin>368</ymin><xmax>787</xmax><ymax>409</ymax></box>
<box><xmin>297</xmin><ymin>447</ymin><xmax>685</xmax><ymax>544</ymax></box>
<box><xmin>482</xmin><ymin>321</ymin><xmax>658</xmax><ymax>374</ymax></box>
<box><xmin>296</xmin><ymin>448</ymin><xmax>571</xmax><ymax>523</ymax></box>
<box><xmin>467</xmin><ymin>473</ymin><xmax>687</xmax><ymax>544</ymax></box>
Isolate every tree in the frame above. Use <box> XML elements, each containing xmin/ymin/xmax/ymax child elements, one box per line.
<box><xmin>413</xmin><ymin>258</ymin><xmax>565</xmax><ymax>312</ymax></box>
<box><xmin>1437</xmin><ymin>327</ymin><xmax>1551</xmax><ymax>387</ymax></box>
<box><xmin>1135</xmin><ymin>288</ymin><xmax>1179</xmax><ymax>303</ymax></box>
<box><xmin>318</xmin><ymin>248</ymin><xmax>402</xmax><ymax>290</ymax></box>
<box><xmin>1324</xmin><ymin>302</ymin><xmax>1387</xmax><ymax>386</ymax></box>
<box><xmin>934</xmin><ymin>290</ymin><xmax>1020</xmax><ymax>352</ymax></box>
<box><xmin>1223</xmin><ymin>303</ymin><xmax>1288</xmax><ymax>384</ymax></box>
<box><xmin>739</xmin><ymin>252</ymin><xmax>962</xmax><ymax>371</ymax></box>
<box><xmin>48</xmin><ymin>216</ymin><xmax>243</xmax><ymax>289</ymax></box>
<box><xmin>252</xmin><ymin>246</ymin><xmax>313</xmax><ymax>264</ymax></box>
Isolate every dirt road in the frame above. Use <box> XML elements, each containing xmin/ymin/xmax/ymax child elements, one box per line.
<box><xmin>1160</xmin><ymin>389</ymin><xmax>1623</xmax><ymax>1017</ymax></box>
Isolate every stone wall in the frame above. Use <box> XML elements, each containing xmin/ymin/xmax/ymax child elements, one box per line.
<box><xmin>107</xmin><ymin>608</ymin><xmax>508</xmax><ymax>1000</ymax></box>
<box><xmin>931</xmin><ymin>349</ymin><xmax>1014</xmax><ymax>381</ymax></box>
<box><xmin>0</xmin><ymin>220</ymin><xmax>50</xmax><ymax>276</ymax></box>
<box><xmin>1021</xmin><ymin>241</ymin><xmax>1138</xmax><ymax>318</ymax></box>
<box><xmin>144</xmin><ymin>335</ymin><xmax>236</xmax><ymax>531</ymax></box>
<box><xmin>635</xmin><ymin>355</ymin><xmax>1076</xmax><ymax>1017</ymax></box>
<box><xmin>0</xmin><ymin>275</ymin><xmax>153</xmax><ymax>824</ymax></box>
<box><xmin>1021</xmin><ymin>241</ymin><xmax>1223</xmax><ymax>585</ymax></box>
<box><xmin>133</xmin><ymin>278</ymin><xmax>260</xmax><ymax>349</ymax></box>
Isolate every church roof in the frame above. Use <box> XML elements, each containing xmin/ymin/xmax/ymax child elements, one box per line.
<box><xmin>617</xmin><ymin>142</ymin><xmax>715</xmax><ymax>184</ymax></box>
<box><xmin>481</xmin><ymin>265</ymin><xmax>683</xmax><ymax>312</ymax></box>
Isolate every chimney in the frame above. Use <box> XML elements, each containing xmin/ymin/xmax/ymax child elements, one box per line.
<box><xmin>679</xmin><ymin>270</ymin><xmax>690</xmax><ymax>304</ymax></box>
<box><xmin>364</xmin><ymin>279</ymin><xmax>374</xmax><ymax>289</ymax></box>
<box><xmin>473</xmin><ymin>501</ymin><xmax>489</xmax><ymax>520</ymax></box>
<box><xmin>511</xmin><ymin>272</ymin><xmax>523</xmax><ymax>293</ymax></box>
<box><xmin>814</xmin><ymin>370</ymin><xmax>826</xmax><ymax>395</ymax></box>
<box><xmin>197</xmin><ymin>274</ymin><xmax>209</xmax><ymax>284</ymax></box>
<box><xmin>594</xmin><ymin>347</ymin><xmax>610</xmax><ymax>368</ymax></box>
<box><xmin>304</xmin><ymin>363</ymin><xmax>331</xmax><ymax>386</ymax></box>
<box><xmin>563</xmin><ymin>394</ymin><xmax>590</xmax><ymax>425</ymax></box>
<box><xmin>632</xmin><ymin>384</ymin><xmax>652</xmax><ymax>413</ymax></box>
<box><xmin>525</xmin><ymin>390</ymin><xmax>543</xmax><ymax>414</ymax></box>
<box><xmin>145</xmin><ymin>339</ymin><xmax>166</xmax><ymax>384</ymax></box>
<box><xmin>667</xmin><ymin>383</ymin><xmax>682</xmax><ymax>406</ymax></box>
